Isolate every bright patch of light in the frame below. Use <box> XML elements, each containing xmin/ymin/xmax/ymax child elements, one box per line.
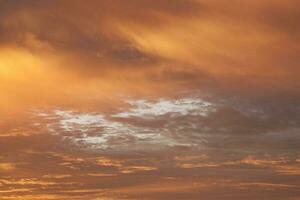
<box><xmin>50</xmin><ymin>110</ymin><xmax>180</xmax><ymax>150</ymax></box>
<box><xmin>113</xmin><ymin>98</ymin><xmax>214</xmax><ymax>118</ymax></box>
<box><xmin>35</xmin><ymin>97</ymin><xmax>214</xmax><ymax>151</ymax></box>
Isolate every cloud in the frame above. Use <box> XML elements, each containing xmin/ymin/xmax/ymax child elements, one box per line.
<box><xmin>0</xmin><ymin>0</ymin><xmax>299</xmax><ymax>199</ymax></box>
<box><xmin>0</xmin><ymin>163</ymin><xmax>15</xmax><ymax>171</ymax></box>
<box><xmin>112</xmin><ymin>98</ymin><xmax>215</xmax><ymax>118</ymax></box>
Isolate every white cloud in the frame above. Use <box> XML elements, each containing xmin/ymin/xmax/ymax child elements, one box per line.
<box><xmin>113</xmin><ymin>98</ymin><xmax>214</xmax><ymax>118</ymax></box>
<box><xmin>49</xmin><ymin>110</ymin><xmax>180</xmax><ymax>150</ymax></box>
<box><xmin>35</xmin><ymin>97</ymin><xmax>214</xmax><ymax>151</ymax></box>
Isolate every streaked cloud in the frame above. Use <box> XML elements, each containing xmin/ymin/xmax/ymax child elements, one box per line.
<box><xmin>0</xmin><ymin>0</ymin><xmax>299</xmax><ymax>199</ymax></box>
<box><xmin>0</xmin><ymin>163</ymin><xmax>15</xmax><ymax>171</ymax></box>
<box><xmin>113</xmin><ymin>98</ymin><xmax>215</xmax><ymax>118</ymax></box>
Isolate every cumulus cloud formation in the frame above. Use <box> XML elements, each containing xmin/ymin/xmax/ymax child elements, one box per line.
<box><xmin>0</xmin><ymin>0</ymin><xmax>299</xmax><ymax>199</ymax></box>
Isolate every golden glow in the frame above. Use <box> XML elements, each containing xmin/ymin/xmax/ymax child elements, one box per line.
<box><xmin>0</xmin><ymin>0</ymin><xmax>299</xmax><ymax>199</ymax></box>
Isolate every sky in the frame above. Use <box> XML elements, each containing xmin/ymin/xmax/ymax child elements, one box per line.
<box><xmin>0</xmin><ymin>0</ymin><xmax>300</xmax><ymax>199</ymax></box>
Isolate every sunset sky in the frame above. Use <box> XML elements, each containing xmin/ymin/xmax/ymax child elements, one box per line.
<box><xmin>0</xmin><ymin>0</ymin><xmax>300</xmax><ymax>199</ymax></box>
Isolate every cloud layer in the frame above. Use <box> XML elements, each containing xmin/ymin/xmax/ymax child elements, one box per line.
<box><xmin>0</xmin><ymin>0</ymin><xmax>299</xmax><ymax>199</ymax></box>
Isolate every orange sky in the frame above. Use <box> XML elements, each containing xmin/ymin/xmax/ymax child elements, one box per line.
<box><xmin>0</xmin><ymin>0</ymin><xmax>300</xmax><ymax>199</ymax></box>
